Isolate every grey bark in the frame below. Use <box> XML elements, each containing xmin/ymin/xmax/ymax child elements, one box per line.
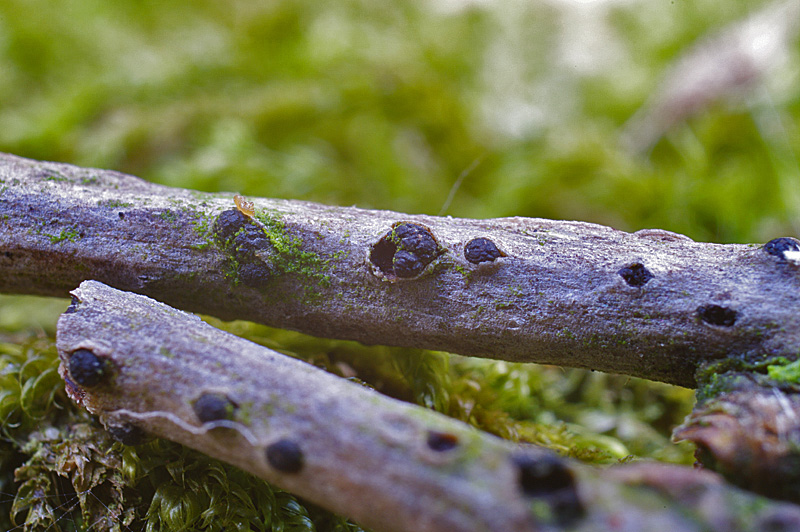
<box><xmin>56</xmin><ymin>281</ymin><xmax>800</xmax><ymax>532</ymax></box>
<box><xmin>2</xmin><ymin>153</ymin><xmax>800</xmax><ymax>387</ymax></box>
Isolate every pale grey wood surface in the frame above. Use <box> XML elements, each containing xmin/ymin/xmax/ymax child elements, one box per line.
<box><xmin>3</xmin><ymin>153</ymin><xmax>800</xmax><ymax>386</ymax></box>
<box><xmin>56</xmin><ymin>281</ymin><xmax>800</xmax><ymax>532</ymax></box>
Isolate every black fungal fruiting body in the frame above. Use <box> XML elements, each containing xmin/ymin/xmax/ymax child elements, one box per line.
<box><xmin>232</xmin><ymin>225</ymin><xmax>270</xmax><ymax>257</ymax></box>
<box><xmin>764</xmin><ymin>237</ymin><xmax>800</xmax><ymax>260</ymax></box>
<box><xmin>464</xmin><ymin>238</ymin><xmax>504</xmax><ymax>264</ymax></box>
<box><xmin>369</xmin><ymin>222</ymin><xmax>440</xmax><ymax>279</ymax></box>
<box><xmin>266</xmin><ymin>439</ymin><xmax>304</xmax><ymax>473</ymax></box>
<box><xmin>618</xmin><ymin>263</ymin><xmax>654</xmax><ymax>287</ymax></box>
<box><xmin>214</xmin><ymin>209</ymin><xmax>250</xmax><ymax>243</ymax></box>
<box><xmin>426</xmin><ymin>431</ymin><xmax>459</xmax><ymax>452</ymax></box>
<box><xmin>193</xmin><ymin>393</ymin><xmax>236</xmax><ymax>423</ymax></box>
<box><xmin>697</xmin><ymin>304</ymin><xmax>737</xmax><ymax>327</ymax></box>
<box><xmin>392</xmin><ymin>250</ymin><xmax>425</xmax><ymax>278</ymax></box>
<box><xmin>214</xmin><ymin>208</ymin><xmax>274</xmax><ymax>288</ymax></box>
<box><xmin>238</xmin><ymin>263</ymin><xmax>272</xmax><ymax>288</ymax></box>
<box><xmin>393</xmin><ymin>223</ymin><xmax>438</xmax><ymax>263</ymax></box>
<box><xmin>106</xmin><ymin>423</ymin><xmax>147</xmax><ymax>446</ymax></box>
<box><xmin>68</xmin><ymin>349</ymin><xmax>106</xmax><ymax>387</ymax></box>
<box><xmin>512</xmin><ymin>454</ymin><xmax>583</xmax><ymax>525</ymax></box>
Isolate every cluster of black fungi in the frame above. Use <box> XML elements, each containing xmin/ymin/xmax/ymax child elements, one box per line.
<box><xmin>214</xmin><ymin>208</ymin><xmax>273</xmax><ymax>288</ymax></box>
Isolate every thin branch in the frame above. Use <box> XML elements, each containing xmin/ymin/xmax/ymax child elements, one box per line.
<box><xmin>2</xmin><ymin>153</ymin><xmax>800</xmax><ymax>387</ymax></box>
<box><xmin>56</xmin><ymin>281</ymin><xmax>800</xmax><ymax>532</ymax></box>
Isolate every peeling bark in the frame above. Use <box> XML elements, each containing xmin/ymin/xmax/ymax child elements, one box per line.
<box><xmin>56</xmin><ymin>281</ymin><xmax>800</xmax><ymax>532</ymax></box>
<box><xmin>2</xmin><ymin>153</ymin><xmax>800</xmax><ymax>386</ymax></box>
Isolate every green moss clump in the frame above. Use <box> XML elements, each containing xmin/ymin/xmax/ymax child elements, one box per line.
<box><xmin>127</xmin><ymin>440</ymin><xmax>365</xmax><ymax>532</ymax></box>
<box><xmin>767</xmin><ymin>358</ymin><xmax>800</xmax><ymax>384</ymax></box>
<box><xmin>0</xmin><ymin>338</ymin><xmax>64</xmax><ymax>437</ymax></box>
<box><xmin>190</xmin><ymin>212</ymin><xmax>217</xmax><ymax>250</ymax></box>
<box><xmin>253</xmin><ymin>209</ymin><xmax>331</xmax><ymax>286</ymax></box>
<box><xmin>46</xmin><ymin>227</ymin><xmax>81</xmax><ymax>244</ymax></box>
<box><xmin>97</xmin><ymin>199</ymin><xmax>133</xmax><ymax>208</ymax></box>
<box><xmin>696</xmin><ymin>354</ymin><xmax>800</xmax><ymax>403</ymax></box>
<box><xmin>158</xmin><ymin>209</ymin><xmax>179</xmax><ymax>224</ymax></box>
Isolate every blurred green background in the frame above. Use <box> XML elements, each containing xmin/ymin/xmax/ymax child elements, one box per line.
<box><xmin>2</xmin><ymin>0</ymin><xmax>797</xmax><ymax>240</ymax></box>
<box><xmin>0</xmin><ymin>0</ymin><xmax>798</xmax><ymax>529</ymax></box>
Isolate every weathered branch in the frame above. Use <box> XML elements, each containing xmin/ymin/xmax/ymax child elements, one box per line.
<box><xmin>56</xmin><ymin>281</ymin><xmax>800</xmax><ymax>532</ymax></box>
<box><xmin>2</xmin><ymin>153</ymin><xmax>800</xmax><ymax>387</ymax></box>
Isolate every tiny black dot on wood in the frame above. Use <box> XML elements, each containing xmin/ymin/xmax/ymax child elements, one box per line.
<box><xmin>464</xmin><ymin>238</ymin><xmax>504</xmax><ymax>264</ymax></box>
<box><xmin>266</xmin><ymin>439</ymin><xmax>304</xmax><ymax>473</ymax></box>
<box><xmin>513</xmin><ymin>454</ymin><xmax>574</xmax><ymax>496</ymax></box>
<box><xmin>68</xmin><ymin>349</ymin><xmax>106</xmax><ymax>387</ymax></box>
<box><xmin>618</xmin><ymin>263</ymin><xmax>654</xmax><ymax>287</ymax></box>
<box><xmin>697</xmin><ymin>304</ymin><xmax>737</xmax><ymax>327</ymax></box>
<box><xmin>193</xmin><ymin>393</ymin><xmax>236</xmax><ymax>423</ymax></box>
<box><xmin>512</xmin><ymin>454</ymin><xmax>583</xmax><ymax>524</ymax></box>
<box><xmin>106</xmin><ymin>423</ymin><xmax>147</xmax><ymax>446</ymax></box>
<box><xmin>118</xmin><ymin>212</ymin><xmax>125</xmax><ymax>220</ymax></box>
<box><xmin>64</xmin><ymin>296</ymin><xmax>80</xmax><ymax>314</ymax></box>
<box><xmin>426</xmin><ymin>430</ymin><xmax>459</xmax><ymax>452</ymax></box>
<box><xmin>764</xmin><ymin>237</ymin><xmax>800</xmax><ymax>260</ymax></box>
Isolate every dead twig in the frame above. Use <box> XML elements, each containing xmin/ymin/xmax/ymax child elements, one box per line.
<box><xmin>2</xmin><ymin>153</ymin><xmax>800</xmax><ymax>386</ymax></box>
<box><xmin>56</xmin><ymin>281</ymin><xmax>800</xmax><ymax>532</ymax></box>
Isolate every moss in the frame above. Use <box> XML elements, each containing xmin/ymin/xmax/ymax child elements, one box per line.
<box><xmin>695</xmin><ymin>354</ymin><xmax>800</xmax><ymax>402</ymax></box>
<box><xmin>159</xmin><ymin>209</ymin><xmax>179</xmax><ymax>224</ymax></box>
<box><xmin>47</xmin><ymin>227</ymin><xmax>81</xmax><ymax>244</ymax></box>
<box><xmin>767</xmin><ymin>358</ymin><xmax>800</xmax><ymax>384</ymax></box>
<box><xmin>252</xmin><ymin>208</ymin><xmax>333</xmax><ymax>290</ymax></box>
<box><xmin>453</xmin><ymin>262</ymin><xmax>471</xmax><ymax>279</ymax></box>
<box><xmin>0</xmin><ymin>338</ymin><xmax>64</xmax><ymax>437</ymax></box>
<box><xmin>13</xmin><ymin>424</ymin><xmax>367</xmax><ymax>532</ymax></box>
<box><xmin>81</xmin><ymin>175</ymin><xmax>102</xmax><ymax>185</ymax></box>
<box><xmin>557</xmin><ymin>328</ymin><xmax>575</xmax><ymax>340</ymax></box>
<box><xmin>190</xmin><ymin>212</ymin><xmax>216</xmax><ymax>250</ymax></box>
<box><xmin>42</xmin><ymin>172</ymin><xmax>70</xmax><ymax>183</ymax></box>
<box><xmin>222</xmin><ymin>254</ymin><xmax>242</xmax><ymax>285</ymax></box>
<box><xmin>97</xmin><ymin>199</ymin><xmax>133</xmax><ymax>208</ymax></box>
